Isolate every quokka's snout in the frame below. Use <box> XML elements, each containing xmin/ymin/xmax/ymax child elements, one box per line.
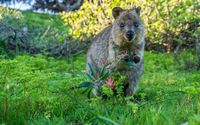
<box><xmin>126</xmin><ymin>30</ymin><xmax>135</xmax><ymax>41</ymax></box>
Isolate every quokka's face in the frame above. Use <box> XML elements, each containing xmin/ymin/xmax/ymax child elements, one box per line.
<box><xmin>112</xmin><ymin>7</ymin><xmax>144</xmax><ymax>44</ymax></box>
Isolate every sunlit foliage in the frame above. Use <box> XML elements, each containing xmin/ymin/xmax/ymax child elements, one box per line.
<box><xmin>62</xmin><ymin>0</ymin><xmax>199</xmax><ymax>51</ymax></box>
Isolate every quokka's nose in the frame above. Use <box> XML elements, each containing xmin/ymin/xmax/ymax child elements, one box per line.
<box><xmin>126</xmin><ymin>31</ymin><xmax>134</xmax><ymax>41</ymax></box>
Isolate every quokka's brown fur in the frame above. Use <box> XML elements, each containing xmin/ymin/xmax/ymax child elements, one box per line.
<box><xmin>86</xmin><ymin>6</ymin><xmax>145</xmax><ymax>96</ymax></box>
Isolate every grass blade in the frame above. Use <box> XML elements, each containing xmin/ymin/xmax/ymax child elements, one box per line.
<box><xmin>100</xmin><ymin>63</ymin><xmax>111</xmax><ymax>77</ymax></box>
<box><xmin>97</xmin><ymin>115</ymin><xmax>120</xmax><ymax>125</ymax></box>
<box><xmin>88</xmin><ymin>63</ymin><xmax>96</xmax><ymax>79</ymax></box>
<box><xmin>77</xmin><ymin>82</ymin><xmax>94</xmax><ymax>88</ymax></box>
<box><xmin>100</xmin><ymin>70</ymin><xmax>111</xmax><ymax>80</ymax></box>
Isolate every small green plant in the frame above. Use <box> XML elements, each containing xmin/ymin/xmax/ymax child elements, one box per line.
<box><xmin>77</xmin><ymin>60</ymin><xmax>131</xmax><ymax>98</ymax></box>
<box><xmin>188</xmin><ymin>114</ymin><xmax>200</xmax><ymax>125</ymax></box>
<box><xmin>76</xmin><ymin>62</ymin><xmax>112</xmax><ymax>97</ymax></box>
<box><xmin>180</xmin><ymin>82</ymin><xmax>200</xmax><ymax>96</ymax></box>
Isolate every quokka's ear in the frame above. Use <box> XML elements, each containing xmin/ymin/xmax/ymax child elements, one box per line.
<box><xmin>131</xmin><ymin>6</ymin><xmax>141</xmax><ymax>15</ymax></box>
<box><xmin>112</xmin><ymin>7</ymin><xmax>124</xmax><ymax>19</ymax></box>
<box><xmin>135</xmin><ymin>6</ymin><xmax>141</xmax><ymax>15</ymax></box>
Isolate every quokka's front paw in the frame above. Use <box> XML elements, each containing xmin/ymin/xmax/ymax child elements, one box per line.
<box><xmin>133</xmin><ymin>56</ymin><xmax>141</xmax><ymax>64</ymax></box>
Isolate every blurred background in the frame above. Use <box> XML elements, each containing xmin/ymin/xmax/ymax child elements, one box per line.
<box><xmin>0</xmin><ymin>0</ymin><xmax>199</xmax><ymax>69</ymax></box>
<box><xmin>0</xmin><ymin>0</ymin><xmax>200</xmax><ymax>61</ymax></box>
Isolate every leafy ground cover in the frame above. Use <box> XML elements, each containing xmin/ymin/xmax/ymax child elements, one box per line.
<box><xmin>0</xmin><ymin>52</ymin><xmax>199</xmax><ymax>125</ymax></box>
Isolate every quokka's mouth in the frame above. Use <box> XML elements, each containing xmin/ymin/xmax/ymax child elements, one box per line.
<box><xmin>123</xmin><ymin>55</ymin><xmax>131</xmax><ymax>62</ymax></box>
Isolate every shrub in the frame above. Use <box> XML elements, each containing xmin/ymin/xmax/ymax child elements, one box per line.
<box><xmin>61</xmin><ymin>0</ymin><xmax>134</xmax><ymax>40</ymax></box>
<box><xmin>61</xmin><ymin>0</ymin><xmax>199</xmax><ymax>52</ymax></box>
<box><xmin>0</xmin><ymin>7</ymin><xmax>89</xmax><ymax>57</ymax></box>
<box><xmin>0</xmin><ymin>6</ymin><xmax>23</xmax><ymax>19</ymax></box>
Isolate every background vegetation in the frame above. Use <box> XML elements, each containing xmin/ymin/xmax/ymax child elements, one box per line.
<box><xmin>62</xmin><ymin>0</ymin><xmax>199</xmax><ymax>52</ymax></box>
<box><xmin>0</xmin><ymin>0</ymin><xmax>199</xmax><ymax>124</ymax></box>
<box><xmin>0</xmin><ymin>0</ymin><xmax>84</xmax><ymax>12</ymax></box>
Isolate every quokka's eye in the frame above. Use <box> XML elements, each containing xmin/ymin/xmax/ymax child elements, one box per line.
<box><xmin>120</xmin><ymin>23</ymin><xmax>125</xmax><ymax>28</ymax></box>
<box><xmin>134</xmin><ymin>22</ymin><xmax>139</xmax><ymax>27</ymax></box>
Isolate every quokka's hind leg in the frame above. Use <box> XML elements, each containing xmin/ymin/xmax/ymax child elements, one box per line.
<box><xmin>125</xmin><ymin>80</ymin><xmax>138</xmax><ymax>96</ymax></box>
<box><xmin>125</xmin><ymin>63</ymin><xmax>143</xmax><ymax>96</ymax></box>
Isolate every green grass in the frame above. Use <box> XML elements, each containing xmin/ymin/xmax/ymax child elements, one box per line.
<box><xmin>21</xmin><ymin>10</ymin><xmax>68</xmax><ymax>32</ymax></box>
<box><xmin>0</xmin><ymin>8</ymin><xmax>69</xmax><ymax>56</ymax></box>
<box><xmin>0</xmin><ymin>7</ymin><xmax>67</xmax><ymax>32</ymax></box>
<box><xmin>0</xmin><ymin>52</ymin><xmax>199</xmax><ymax>125</ymax></box>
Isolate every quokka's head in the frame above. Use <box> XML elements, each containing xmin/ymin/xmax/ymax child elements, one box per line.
<box><xmin>111</xmin><ymin>6</ymin><xmax>145</xmax><ymax>47</ymax></box>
